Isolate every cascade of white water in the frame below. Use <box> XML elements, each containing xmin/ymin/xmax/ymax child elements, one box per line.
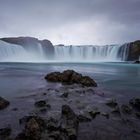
<box><xmin>54</xmin><ymin>44</ymin><xmax>129</xmax><ymax>62</ymax></box>
<box><xmin>0</xmin><ymin>40</ymin><xmax>130</xmax><ymax>62</ymax></box>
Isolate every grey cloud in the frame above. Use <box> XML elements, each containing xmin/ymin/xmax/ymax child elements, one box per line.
<box><xmin>0</xmin><ymin>0</ymin><xmax>140</xmax><ymax>44</ymax></box>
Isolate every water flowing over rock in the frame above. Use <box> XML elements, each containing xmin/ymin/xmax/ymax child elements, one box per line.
<box><xmin>0</xmin><ymin>37</ymin><xmax>140</xmax><ymax>62</ymax></box>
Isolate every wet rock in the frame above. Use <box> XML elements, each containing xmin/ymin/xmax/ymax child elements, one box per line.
<box><xmin>77</xmin><ymin>114</ymin><xmax>91</xmax><ymax>122</ymax></box>
<box><xmin>45</xmin><ymin>70</ymin><xmax>97</xmax><ymax>87</ymax></box>
<box><xmin>24</xmin><ymin>118</ymin><xmax>41</xmax><ymax>140</ymax></box>
<box><xmin>111</xmin><ymin>107</ymin><xmax>120</xmax><ymax>114</ymax></box>
<box><xmin>34</xmin><ymin>100</ymin><xmax>47</xmax><ymax>107</ymax></box>
<box><xmin>0</xmin><ymin>127</ymin><xmax>11</xmax><ymax>138</ymax></box>
<box><xmin>80</xmin><ymin>76</ymin><xmax>97</xmax><ymax>87</ymax></box>
<box><xmin>135</xmin><ymin>112</ymin><xmax>140</xmax><ymax>118</ymax></box>
<box><xmin>60</xmin><ymin>92</ymin><xmax>69</xmax><ymax>98</ymax></box>
<box><xmin>89</xmin><ymin>110</ymin><xmax>100</xmax><ymax>119</ymax></box>
<box><xmin>0</xmin><ymin>96</ymin><xmax>10</xmax><ymax>110</ymax></box>
<box><xmin>61</xmin><ymin>105</ymin><xmax>79</xmax><ymax>140</ymax></box>
<box><xmin>121</xmin><ymin>105</ymin><xmax>132</xmax><ymax>114</ymax></box>
<box><xmin>45</xmin><ymin>72</ymin><xmax>62</xmax><ymax>82</ymax></box>
<box><xmin>105</xmin><ymin>99</ymin><xmax>118</xmax><ymax>108</ymax></box>
<box><xmin>134</xmin><ymin>60</ymin><xmax>140</xmax><ymax>64</ymax></box>
<box><xmin>101</xmin><ymin>113</ymin><xmax>109</xmax><ymax>119</ymax></box>
<box><xmin>129</xmin><ymin>98</ymin><xmax>140</xmax><ymax>110</ymax></box>
<box><xmin>19</xmin><ymin>116</ymin><xmax>45</xmax><ymax>128</ymax></box>
<box><xmin>18</xmin><ymin>116</ymin><xmax>46</xmax><ymax>140</ymax></box>
<box><xmin>12</xmin><ymin>108</ymin><xmax>18</xmax><ymax>111</ymax></box>
<box><xmin>43</xmin><ymin>93</ymin><xmax>47</xmax><ymax>96</ymax></box>
<box><xmin>46</xmin><ymin>118</ymin><xmax>59</xmax><ymax>131</ymax></box>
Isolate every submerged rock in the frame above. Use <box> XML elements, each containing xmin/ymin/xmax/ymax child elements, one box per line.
<box><xmin>105</xmin><ymin>99</ymin><xmax>118</xmax><ymax>108</ymax></box>
<box><xmin>77</xmin><ymin>114</ymin><xmax>91</xmax><ymax>122</ymax></box>
<box><xmin>45</xmin><ymin>70</ymin><xmax>97</xmax><ymax>87</ymax></box>
<box><xmin>129</xmin><ymin>98</ymin><xmax>140</xmax><ymax>110</ymax></box>
<box><xmin>0</xmin><ymin>96</ymin><xmax>10</xmax><ymax>110</ymax></box>
<box><xmin>60</xmin><ymin>92</ymin><xmax>69</xmax><ymax>98</ymax></box>
<box><xmin>89</xmin><ymin>110</ymin><xmax>100</xmax><ymax>119</ymax></box>
<box><xmin>34</xmin><ymin>100</ymin><xmax>48</xmax><ymax>108</ymax></box>
<box><xmin>121</xmin><ymin>105</ymin><xmax>132</xmax><ymax>114</ymax></box>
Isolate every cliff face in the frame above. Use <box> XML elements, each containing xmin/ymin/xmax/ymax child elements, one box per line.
<box><xmin>127</xmin><ymin>40</ymin><xmax>140</xmax><ymax>61</ymax></box>
<box><xmin>0</xmin><ymin>37</ymin><xmax>54</xmax><ymax>58</ymax></box>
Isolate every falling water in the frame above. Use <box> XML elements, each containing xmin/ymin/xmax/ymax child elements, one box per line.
<box><xmin>54</xmin><ymin>44</ymin><xmax>129</xmax><ymax>62</ymax></box>
<box><xmin>0</xmin><ymin>40</ymin><xmax>130</xmax><ymax>62</ymax></box>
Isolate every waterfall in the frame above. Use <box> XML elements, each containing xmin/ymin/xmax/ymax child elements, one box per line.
<box><xmin>54</xmin><ymin>44</ymin><xmax>129</xmax><ymax>62</ymax></box>
<box><xmin>0</xmin><ymin>40</ymin><xmax>46</xmax><ymax>62</ymax></box>
<box><xmin>0</xmin><ymin>40</ymin><xmax>130</xmax><ymax>62</ymax></box>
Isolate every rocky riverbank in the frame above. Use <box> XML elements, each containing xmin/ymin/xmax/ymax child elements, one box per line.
<box><xmin>0</xmin><ymin>70</ymin><xmax>140</xmax><ymax>140</ymax></box>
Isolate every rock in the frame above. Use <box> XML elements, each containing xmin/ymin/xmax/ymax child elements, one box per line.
<box><xmin>101</xmin><ymin>113</ymin><xmax>109</xmax><ymax>119</ymax></box>
<box><xmin>34</xmin><ymin>100</ymin><xmax>47</xmax><ymax>107</ymax></box>
<box><xmin>45</xmin><ymin>72</ymin><xmax>62</xmax><ymax>82</ymax></box>
<box><xmin>46</xmin><ymin>118</ymin><xmax>59</xmax><ymax>131</ymax></box>
<box><xmin>24</xmin><ymin>118</ymin><xmax>41</xmax><ymax>140</ymax></box>
<box><xmin>89</xmin><ymin>110</ymin><xmax>100</xmax><ymax>119</ymax></box>
<box><xmin>0</xmin><ymin>127</ymin><xmax>11</xmax><ymax>138</ymax></box>
<box><xmin>45</xmin><ymin>70</ymin><xmax>97</xmax><ymax>87</ymax></box>
<box><xmin>19</xmin><ymin>116</ymin><xmax>45</xmax><ymax>128</ymax></box>
<box><xmin>60</xmin><ymin>92</ymin><xmax>69</xmax><ymax>98</ymax></box>
<box><xmin>0</xmin><ymin>96</ymin><xmax>10</xmax><ymax>110</ymax></box>
<box><xmin>18</xmin><ymin>116</ymin><xmax>46</xmax><ymax>140</ymax></box>
<box><xmin>134</xmin><ymin>60</ymin><xmax>140</xmax><ymax>64</ymax></box>
<box><xmin>111</xmin><ymin>107</ymin><xmax>120</xmax><ymax>114</ymax></box>
<box><xmin>121</xmin><ymin>105</ymin><xmax>132</xmax><ymax>114</ymax></box>
<box><xmin>135</xmin><ymin>112</ymin><xmax>140</xmax><ymax>118</ymax></box>
<box><xmin>12</xmin><ymin>108</ymin><xmax>18</xmax><ymax>111</ymax></box>
<box><xmin>105</xmin><ymin>99</ymin><xmax>118</xmax><ymax>108</ymax></box>
<box><xmin>126</xmin><ymin>40</ymin><xmax>140</xmax><ymax>61</ymax></box>
<box><xmin>77</xmin><ymin>114</ymin><xmax>91</xmax><ymax>122</ymax></box>
<box><xmin>80</xmin><ymin>76</ymin><xmax>97</xmax><ymax>87</ymax></box>
<box><xmin>61</xmin><ymin>105</ymin><xmax>79</xmax><ymax>140</ymax></box>
<box><xmin>129</xmin><ymin>98</ymin><xmax>140</xmax><ymax>110</ymax></box>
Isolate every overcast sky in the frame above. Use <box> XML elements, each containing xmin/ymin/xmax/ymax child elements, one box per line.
<box><xmin>0</xmin><ymin>0</ymin><xmax>140</xmax><ymax>45</ymax></box>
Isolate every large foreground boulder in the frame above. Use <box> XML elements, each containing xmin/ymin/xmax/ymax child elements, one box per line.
<box><xmin>0</xmin><ymin>96</ymin><xmax>10</xmax><ymax>110</ymax></box>
<box><xmin>45</xmin><ymin>70</ymin><xmax>97</xmax><ymax>87</ymax></box>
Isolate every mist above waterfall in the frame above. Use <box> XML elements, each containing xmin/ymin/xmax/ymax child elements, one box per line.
<box><xmin>0</xmin><ymin>39</ymin><xmax>130</xmax><ymax>62</ymax></box>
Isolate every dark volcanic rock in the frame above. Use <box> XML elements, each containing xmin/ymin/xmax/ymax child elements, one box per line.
<box><xmin>129</xmin><ymin>98</ymin><xmax>140</xmax><ymax>110</ymax></box>
<box><xmin>80</xmin><ymin>76</ymin><xmax>97</xmax><ymax>87</ymax></box>
<box><xmin>0</xmin><ymin>127</ymin><xmax>11</xmax><ymax>138</ymax></box>
<box><xmin>77</xmin><ymin>114</ymin><xmax>91</xmax><ymax>122</ymax></box>
<box><xmin>34</xmin><ymin>100</ymin><xmax>47</xmax><ymax>107</ymax></box>
<box><xmin>45</xmin><ymin>70</ymin><xmax>97</xmax><ymax>87</ymax></box>
<box><xmin>0</xmin><ymin>96</ymin><xmax>10</xmax><ymax>110</ymax></box>
<box><xmin>134</xmin><ymin>60</ymin><xmax>140</xmax><ymax>64</ymax></box>
<box><xmin>121</xmin><ymin>105</ymin><xmax>132</xmax><ymax>114</ymax></box>
<box><xmin>45</xmin><ymin>72</ymin><xmax>62</xmax><ymax>82</ymax></box>
<box><xmin>61</xmin><ymin>105</ymin><xmax>79</xmax><ymax>140</ymax></box>
<box><xmin>18</xmin><ymin>116</ymin><xmax>45</xmax><ymax>140</ymax></box>
<box><xmin>105</xmin><ymin>99</ymin><xmax>118</xmax><ymax>108</ymax></box>
<box><xmin>127</xmin><ymin>40</ymin><xmax>140</xmax><ymax>61</ymax></box>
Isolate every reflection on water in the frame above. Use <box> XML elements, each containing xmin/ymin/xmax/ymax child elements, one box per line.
<box><xmin>0</xmin><ymin>62</ymin><xmax>140</xmax><ymax>99</ymax></box>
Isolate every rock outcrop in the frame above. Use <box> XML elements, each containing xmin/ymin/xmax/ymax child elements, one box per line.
<box><xmin>45</xmin><ymin>70</ymin><xmax>97</xmax><ymax>87</ymax></box>
<box><xmin>127</xmin><ymin>40</ymin><xmax>140</xmax><ymax>61</ymax></box>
